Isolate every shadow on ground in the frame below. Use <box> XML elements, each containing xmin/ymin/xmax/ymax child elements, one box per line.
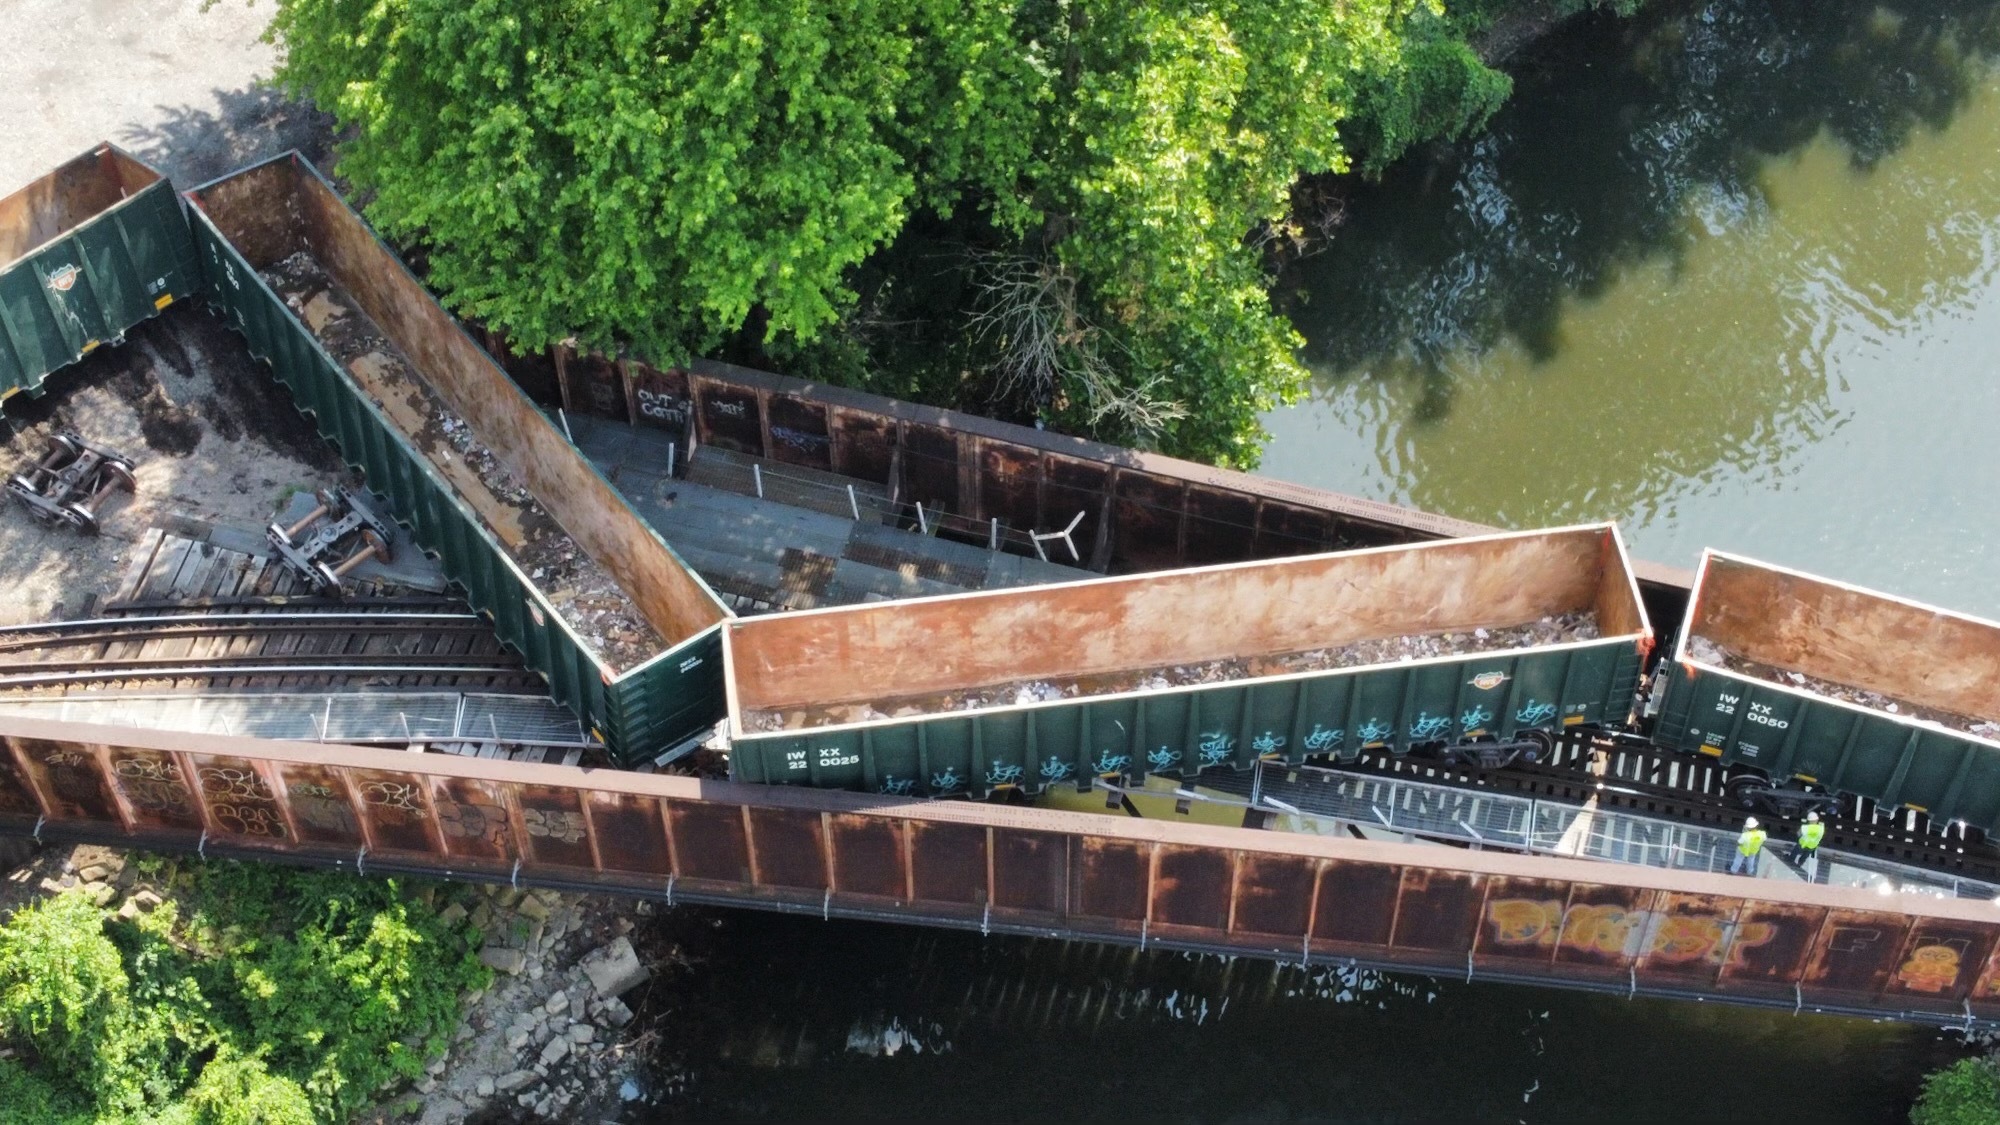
<box><xmin>118</xmin><ymin>83</ymin><xmax>336</xmax><ymax>186</ymax></box>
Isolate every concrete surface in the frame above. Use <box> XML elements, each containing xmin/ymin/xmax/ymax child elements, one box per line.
<box><xmin>1</xmin><ymin>0</ymin><xmax>332</xmax><ymax>192</ymax></box>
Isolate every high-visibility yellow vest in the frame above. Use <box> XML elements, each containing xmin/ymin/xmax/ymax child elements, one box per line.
<box><xmin>1799</xmin><ymin>822</ymin><xmax>1826</xmax><ymax>850</ymax></box>
<box><xmin>1737</xmin><ymin>828</ymin><xmax>1767</xmax><ymax>856</ymax></box>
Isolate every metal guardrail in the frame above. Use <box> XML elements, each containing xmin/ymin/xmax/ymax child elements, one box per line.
<box><xmin>1171</xmin><ymin>763</ymin><xmax>2000</xmax><ymax>902</ymax></box>
<box><xmin>0</xmin><ymin>691</ymin><xmax>591</xmax><ymax>748</ymax></box>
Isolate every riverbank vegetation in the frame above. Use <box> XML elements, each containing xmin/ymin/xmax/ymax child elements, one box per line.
<box><xmin>0</xmin><ymin>860</ymin><xmax>485</xmax><ymax>1124</ymax></box>
<box><xmin>1914</xmin><ymin>1058</ymin><xmax>2000</xmax><ymax>1125</ymax></box>
<box><xmin>262</xmin><ymin>0</ymin><xmax>1637</xmax><ymax>467</ymax></box>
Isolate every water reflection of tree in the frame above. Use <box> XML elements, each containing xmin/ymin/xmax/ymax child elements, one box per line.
<box><xmin>1283</xmin><ymin>0</ymin><xmax>2000</xmax><ymax>413</ymax></box>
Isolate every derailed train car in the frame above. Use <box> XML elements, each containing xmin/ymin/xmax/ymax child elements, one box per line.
<box><xmin>725</xmin><ymin>524</ymin><xmax>1652</xmax><ymax>796</ymax></box>
<box><xmin>0</xmin><ymin>144</ymin><xmax>199</xmax><ymax>403</ymax></box>
<box><xmin>182</xmin><ymin>153</ymin><xmax>731</xmax><ymax>762</ymax></box>
<box><xmin>1657</xmin><ymin>551</ymin><xmax>2000</xmax><ymax>831</ymax></box>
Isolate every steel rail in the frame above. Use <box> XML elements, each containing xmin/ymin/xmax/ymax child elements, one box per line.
<box><xmin>0</xmin><ymin>620</ymin><xmax>495</xmax><ymax>655</ymax></box>
<box><xmin>0</xmin><ymin>610</ymin><xmax>480</xmax><ymax>637</ymax></box>
<box><xmin>100</xmin><ymin>595</ymin><xmax>468</xmax><ymax>613</ymax></box>
<box><xmin>0</xmin><ymin>662</ymin><xmax>535</xmax><ymax>688</ymax></box>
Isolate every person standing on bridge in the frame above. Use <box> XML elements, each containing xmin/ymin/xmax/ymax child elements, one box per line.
<box><xmin>1798</xmin><ymin>812</ymin><xmax>1825</xmax><ymax>880</ymax></box>
<box><xmin>1730</xmin><ymin>817</ymin><xmax>1767</xmax><ymax>875</ymax></box>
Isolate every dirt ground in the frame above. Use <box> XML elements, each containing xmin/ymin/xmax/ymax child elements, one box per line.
<box><xmin>0</xmin><ymin>307</ymin><xmax>346</xmax><ymax>622</ymax></box>
<box><xmin>1</xmin><ymin>0</ymin><xmax>331</xmax><ymax>191</ymax></box>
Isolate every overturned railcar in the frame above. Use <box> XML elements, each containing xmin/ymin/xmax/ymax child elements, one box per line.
<box><xmin>725</xmin><ymin>524</ymin><xmax>1652</xmax><ymax>796</ymax></box>
<box><xmin>183</xmin><ymin>153</ymin><xmax>731</xmax><ymax>762</ymax></box>
<box><xmin>0</xmin><ymin>144</ymin><xmax>199</xmax><ymax>403</ymax></box>
<box><xmin>1656</xmin><ymin>551</ymin><xmax>2000</xmax><ymax>832</ymax></box>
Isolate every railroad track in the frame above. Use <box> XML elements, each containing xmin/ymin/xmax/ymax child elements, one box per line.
<box><xmin>1330</xmin><ymin>732</ymin><xmax>2000</xmax><ymax>884</ymax></box>
<box><xmin>0</xmin><ymin>603</ymin><xmax>545</xmax><ymax>694</ymax></box>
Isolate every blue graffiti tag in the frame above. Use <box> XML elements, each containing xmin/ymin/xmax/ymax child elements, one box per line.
<box><xmin>1459</xmin><ymin>705</ymin><xmax>1494</xmax><ymax>731</ymax></box>
<box><xmin>930</xmin><ymin>767</ymin><xmax>965</xmax><ymax>793</ymax></box>
<box><xmin>1039</xmin><ymin>757</ymin><xmax>1075</xmax><ymax>781</ymax></box>
<box><xmin>1516</xmin><ymin>700</ymin><xmax>1558</xmax><ymax>726</ymax></box>
<box><xmin>1092</xmin><ymin>751</ymin><xmax>1132</xmax><ymax>776</ymax></box>
<box><xmin>879</xmin><ymin>777</ymin><xmax>916</xmax><ymax>797</ymax></box>
<box><xmin>985</xmin><ymin>761</ymin><xmax>1025</xmax><ymax>786</ymax></box>
<box><xmin>1303</xmin><ymin>724</ymin><xmax>1343</xmax><ymax>752</ymax></box>
<box><xmin>1250</xmin><ymin>731</ymin><xmax>1286</xmax><ymax>758</ymax></box>
<box><xmin>1357</xmin><ymin>718</ymin><xmax>1394</xmax><ymax>745</ymax></box>
<box><xmin>1410</xmin><ymin>713</ymin><xmax>1452</xmax><ymax>741</ymax></box>
<box><xmin>1197</xmin><ymin>732</ymin><xmax>1234</xmax><ymax>766</ymax></box>
<box><xmin>1147</xmin><ymin>746</ymin><xmax>1184</xmax><ymax>771</ymax></box>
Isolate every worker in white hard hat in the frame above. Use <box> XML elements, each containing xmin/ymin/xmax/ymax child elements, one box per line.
<box><xmin>1798</xmin><ymin>811</ymin><xmax>1826</xmax><ymax>881</ymax></box>
<box><xmin>1729</xmin><ymin>816</ymin><xmax>1767</xmax><ymax>875</ymax></box>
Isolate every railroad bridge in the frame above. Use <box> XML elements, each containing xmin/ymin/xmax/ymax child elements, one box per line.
<box><xmin>4</xmin><ymin>145</ymin><xmax>2000</xmax><ymax>1029</ymax></box>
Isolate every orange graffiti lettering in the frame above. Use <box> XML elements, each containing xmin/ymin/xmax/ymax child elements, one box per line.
<box><xmin>1897</xmin><ymin>945</ymin><xmax>1963</xmax><ymax>994</ymax></box>
<box><xmin>1560</xmin><ymin>904</ymin><xmax>1644</xmax><ymax>956</ymax></box>
<box><xmin>1649</xmin><ymin>915</ymin><xmax>1726</xmax><ymax>963</ymax></box>
<box><xmin>1486</xmin><ymin>898</ymin><xmax>1561</xmax><ymax>945</ymax></box>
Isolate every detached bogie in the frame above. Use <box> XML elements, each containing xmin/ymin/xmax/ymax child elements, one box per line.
<box><xmin>5</xmin><ymin>429</ymin><xmax>137</xmax><ymax>533</ymax></box>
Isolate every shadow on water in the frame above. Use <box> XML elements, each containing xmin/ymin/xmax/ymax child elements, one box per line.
<box><xmin>1282</xmin><ymin>0</ymin><xmax>2000</xmax><ymax>420</ymax></box>
<box><xmin>638</xmin><ymin>910</ymin><xmax>1955</xmax><ymax>1123</ymax></box>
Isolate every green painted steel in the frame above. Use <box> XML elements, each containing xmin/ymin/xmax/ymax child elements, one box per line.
<box><xmin>183</xmin><ymin>161</ymin><xmax>721</xmax><ymax>764</ymax></box>
<box><xmin>732</xmin><ymin>639</ymin><xmax>1644</xmax><ymax>798</ymax></box>
<box><xmin>0</xmin><ymin>147</ymin><xmax>198</xmax><ymax>405</ymax></box>
<box><xmin>1655</xmin><ymin>662</ymin><xmax>2000</xmax><ymax>832</ymax></box>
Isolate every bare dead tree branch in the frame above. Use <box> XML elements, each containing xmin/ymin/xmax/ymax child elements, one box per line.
<box><xmin>964</xmin><ymin>250</ymin><xmax>1186</xmax><ymax>438</ymax></box>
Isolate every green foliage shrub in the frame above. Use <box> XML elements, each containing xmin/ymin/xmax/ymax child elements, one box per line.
<box><xmin>0</xmin><ymin>863</ymin><xmax>487</xmax><ymax>1124</ymax></box>
<box><xmin>1913</xmin><ymin>1057</ymin><xmax>2000</xmax><ymax>1125</ymax></box>
<box><xmin>260</xmin><ymin>0</ymin><xmax>1629</xmax><ymax>468</ymax></box>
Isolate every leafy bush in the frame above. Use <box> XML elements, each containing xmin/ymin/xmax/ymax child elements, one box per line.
<box><xmin>0</xmin><ymin>861</ymin><xmax>488</xmax><ymax>1124</ymax></box>
<box><xmin>1913</xmin><ymin>1058</ymin><xmax>2000</xmax><ymax>1125</ymax></box>
<box><xmin>260</xmin><ymin>0</ymin><xmax>1635</xmax><ymax>468</ymax></box>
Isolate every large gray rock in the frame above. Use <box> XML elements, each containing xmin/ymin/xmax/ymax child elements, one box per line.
<box><xmin>580</xmin><ymin>937</ymin><xmax>649</xmax><ymax>999</ymax></box>
<box><xmin>495</xmin><ymin>1070</ymin><xmax>539</xmax><ymax>1093</ymax></box>
<box><xmin>479</xmin><ymin>947</ymin><xmax>527</xmax><ymax>976</ymax></box>
<box><xmin>538</xmin><ymin>1036</ymin><xmax>570</xmax><ymax>1067</ymax></box>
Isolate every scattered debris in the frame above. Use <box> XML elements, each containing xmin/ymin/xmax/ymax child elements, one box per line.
<box><xmin>1687</xmin><ymin>635</ymin><xmax>2000</xmax><ymax>739</ymax></box>
<box><xmin>747</xmin><ymin>613</ymin><xmax>1602</xmax><ymax>731</ymax></box>
<box><xmin>261</xmin><ymin>253</ymin><xmax>666</xmax><ymax>671</ymax></box>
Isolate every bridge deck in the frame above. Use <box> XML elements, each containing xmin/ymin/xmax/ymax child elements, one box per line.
<box><xmin>567</xmin><ymin>414</ymin><xmax>1090</xmax><ymax>613</ymax></box>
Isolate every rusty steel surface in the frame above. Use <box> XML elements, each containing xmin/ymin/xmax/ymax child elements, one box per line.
<box><xmin>1689</xmin><ymin>550</ymin><xmax>2000</xmax><ymax>720</ymax></box>
<box><xmin>0</xmin><ymin>145</ymin><xmax>159</xmax><ymax>265</ymax></box>
<box><xmin>189</xmin><ymin>155</ymin><xmax>727</xmax><ymax>648</ymax></box>
<box><xmin>503</xmin><ymin>347</ymin><xmax>1696</xmax><ymax>596</ymax></box>
<box><xmin>726</xmin><ymin>524</ymin><xmax>1647</xmax><ymax>714</ymax></box>
<box><xmin>4</xmin><ymin>715</ymin><xmax>1999</xmax><ymax>1025</ymax></box>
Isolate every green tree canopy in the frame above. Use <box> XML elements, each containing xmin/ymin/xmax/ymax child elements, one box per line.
<box><xmin>266</xmin><ymin>0</ymin><xmax>1516</xmax><ymax>464</ymax></box>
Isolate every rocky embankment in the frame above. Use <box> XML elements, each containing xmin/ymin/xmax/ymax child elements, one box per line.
<box><xmin>0</xmin><ymin>844</ymin><xmax>667</xmax><ymax>1125</ymax></box>
<box><xmin>421</xmin><ymin>884</ymin><xmax>658</xmax><ymax>1124</ymax></box>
